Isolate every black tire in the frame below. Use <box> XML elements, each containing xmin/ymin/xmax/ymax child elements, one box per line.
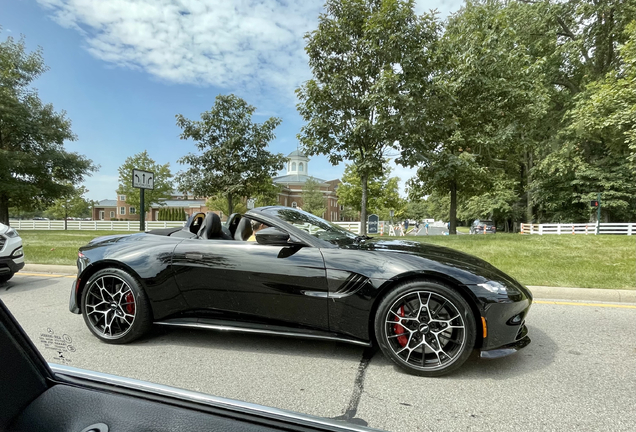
<box><xmin>374</xmin><ymin>280</ymin><xmax>476</xmax><ymax>377</ymax></box>
<box><xmin>81</xmin><ymin>268</ymin><xmax>153</xmax><ymax>344</ymax></box>
<box><xmin>0</xmin><ymin>272</ymin><xmax>14</xmax><ymax>283</ymax></box>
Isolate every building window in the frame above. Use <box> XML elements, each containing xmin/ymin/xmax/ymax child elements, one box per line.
<box><xmin>285</xmin><ymin>197</ymin><xmax>287</xmax><ymax>206</ymax></box>
<box><xmin>119</xmin><ymin>195</ymin><xmax>126</xmax><ymax>201</ymax></box>
<box><xmin>129</xmin><ymin>207</ymin><xmax>136</xmax><ymax>214</ymax></box>
<box><xmin>99</xmin><ymin>211</ymin><xmax>104</xmax><ymax>220</ymax></box>
<box><xmin>292</xmin><ymin>162</ymin><xmax>296</xmax><ymax>171</ymax></box>
<box><xmin>299</xmin><ymin>163</ymin><xmax>304</xmax><ymax>172</ymax></box>
<box><xmin>340</xmin><ymin>204</ymin><xmax>344</xmax><ymax>211</ymax></box>
<box><xmin>340</xmin><ymin>215</ymin><xmax>344</xmax><ymax>221</ymax></box>
<box><xmin>120</xmin><ymin>207</ymin><xmax>126</xmax><ymax>215</ymax></box>
<box><xmin>292</xmin><ymin>202</ymin><xmax>297</xmax><ymax>208</ymax></box>
<box><xmin>110</xmin><ymin>211</ymin><xmax>115</xmax><ymax>218</ymax></box>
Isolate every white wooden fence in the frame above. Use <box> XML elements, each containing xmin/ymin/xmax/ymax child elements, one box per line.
<box><xmin>9</xmin><ymin>219</ymin><xmax>364</xmax><ymax>234</ymax></box>
<box><xmin>520</xmin><ymin>223</ymin><xmax>635</xmax><ymax>235</ymax></box>
<box><xmin>9</xmin><ymin>220</ymin><xmax>186</xmax><ymax>231</ymax></box>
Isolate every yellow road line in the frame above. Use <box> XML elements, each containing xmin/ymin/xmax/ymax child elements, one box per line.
<box><xmin>534</xmin><ymin>300</ymin><xmax>636</xmax><ymax>309</ymax></box>
<box><xmin>15</xmin><ymin>273</ymin><xmax>75</xmax><ymax>279</ymax></box>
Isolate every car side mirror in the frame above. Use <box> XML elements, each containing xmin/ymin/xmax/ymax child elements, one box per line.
<box><xmin>255</xmin><ymin>227</ymin><xmax>303</xmax><ymax>246</ymax></box>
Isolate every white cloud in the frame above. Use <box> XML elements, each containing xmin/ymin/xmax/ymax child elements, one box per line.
<box><xmin>37</xmin><ymin>1</ymin><xmax>461</xmax><ymax>100</ymax></box>
<box><xmin>37</xmin><ymin>0</ymin><xmax>323</xmax><ymax>99</ymax></box>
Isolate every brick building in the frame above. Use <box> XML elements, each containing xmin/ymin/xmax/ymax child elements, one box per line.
<box><xmin>92</xmin><ymin>150</ymin><xmax>355</xmax><ymax>222</ymax></box>
<box><xmin>273</xmin><ymin>150</ymin><xmax>353</xmax><ymax>222</ymax></box>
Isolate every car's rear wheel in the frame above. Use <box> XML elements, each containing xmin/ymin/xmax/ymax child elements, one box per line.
<box><xmin>81</xmin><ymin>268</ymin><xmax>153</xmax><ymax>344</ymax></box>
<box><xmin>374</xmin><ymin>280</ymin><xmax>476</xmax><ymax>377</ymax></box>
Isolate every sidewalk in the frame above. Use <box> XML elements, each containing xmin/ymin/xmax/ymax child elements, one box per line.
<box><xmin>23</xmin><ymin>264</ymin><xmax>635</xmax><ymax>303</ymax></box>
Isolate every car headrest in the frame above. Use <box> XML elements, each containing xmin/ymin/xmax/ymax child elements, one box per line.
<box><xmin>198</xmin><ymin>212</ymin><xmax>223</xmax><ymax>239</ymax></box>
<box><xmin>234</xmin><ymin>217</ymin><xmax>253</xmax><ymax>241</ymax></box>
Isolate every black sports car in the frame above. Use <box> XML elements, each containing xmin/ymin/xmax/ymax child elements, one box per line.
<box><xmin>69</xmin><ymin>207</ymin><xmax>532</xmax><ymax>376</ymax></box>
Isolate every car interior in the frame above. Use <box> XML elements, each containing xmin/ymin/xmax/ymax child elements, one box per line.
<box><xmin>0</xmin><ymin>300</ymin><xmax>369</xmax><ymax>432</ymax></box>
<box><xmin>147</xmin><ymin>212</ymin><xmax>270</xmax><ymax>242</ymax></box>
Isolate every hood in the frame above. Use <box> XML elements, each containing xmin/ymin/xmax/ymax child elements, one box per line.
<box><xmin>356</xmin><ymin>238</ymin><xmax>495</xmax><ymax>267</ymax></box>
<box><xmin>348</xmin><ymin>238</ymin><xmax>522</xmax><ymax>287</ymax></box>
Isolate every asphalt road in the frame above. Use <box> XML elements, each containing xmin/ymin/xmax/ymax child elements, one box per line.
<box><xmin>2</xmin><ymin>273</ymin><xmax>635</xmax><ymax>432</ymax></box>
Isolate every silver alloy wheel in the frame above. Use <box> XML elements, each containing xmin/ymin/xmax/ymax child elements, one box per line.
<box><xmin>384</xmin><ymin>290</ymin><xmax>466</xmax><ymax>371</ymax></box>
<box><xmin>85</xmin><ymin>275</ymin><xmax>137</xmax><ymax>339</ymax></box>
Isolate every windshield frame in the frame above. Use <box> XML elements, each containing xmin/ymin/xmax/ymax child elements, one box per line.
<box><xmin>246</xmin><ymin>206</ymin><xmax>358</xmax><ymax>248</ymax></box>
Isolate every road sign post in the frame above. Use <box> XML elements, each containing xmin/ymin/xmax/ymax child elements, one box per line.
<box><xmin>132</xmin><ymin>169</ymin><xmax>154</xmax><ymax>232</ymax></box>
<box><xmin>596</xmin><ymin>193</ymin><xmax>601</xmax><ymax>235</ymax></box>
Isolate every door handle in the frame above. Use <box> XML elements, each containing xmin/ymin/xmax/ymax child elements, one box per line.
<box><xmin>185</xmin><ymin>253</ymin><xmax>203</xmax><ymax>260</ymax></box>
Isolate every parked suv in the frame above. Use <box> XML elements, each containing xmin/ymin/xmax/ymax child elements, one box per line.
<box><xmin>0</xmin><ymin>223</ymin><xmax>25</xmax><ymax>282</ymax></box>
<box><xmin>470</xmin><ymin>219</ymin><xmax>496</xmax><ymax>234</ymax></box>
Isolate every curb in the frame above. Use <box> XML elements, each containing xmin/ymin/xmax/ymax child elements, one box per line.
<box><xmin>526</xmin><ymin>286</ymin><xmax>635</xmax><ymax>304</ymax></box>
<box><xmin>19</xmin><ymin>264</ymin><xmax>636</xmax><ymax>303</ymax></box>
<box><xmin>23</xmin><ymin>264</ymin><xmax>77</xmax><ymax>275</ymax></box>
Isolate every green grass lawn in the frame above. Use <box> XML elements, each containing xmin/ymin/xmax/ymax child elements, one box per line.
<box><xmin>20</xmin><ymin>231</ymin><xmax>132</xmax><ymax>266</ymax></box>
<box><xmin>400</xmin><ymin>233</ymin><xmax>635</xmax><ymax>289</ymax></box>
<box><xmin>18</xmin><ymin>230</ymin><xmax>636</xmax><ymax>289</ymax></box>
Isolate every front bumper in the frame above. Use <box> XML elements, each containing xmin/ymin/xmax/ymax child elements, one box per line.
<box><xmin>469</xmin><ymin>282</ymin><xmax>533</xmax><ymax>358</ymax></box>
<box><xmin>0</xmin><ymin>256</ymin><xmax>25</xmax><ymax>275</ymax></box>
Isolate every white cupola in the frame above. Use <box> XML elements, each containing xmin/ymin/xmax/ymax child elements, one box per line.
<box><xmin>286</xmin><ymin>150</ymin><xmax>309</xmax><ymax>175</ymax></box>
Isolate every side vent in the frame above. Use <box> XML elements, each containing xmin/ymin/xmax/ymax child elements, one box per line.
<box><xmin>332</xmin><ymin>273</ymin><xmax>369</xmax><ymax>298</ymax></box>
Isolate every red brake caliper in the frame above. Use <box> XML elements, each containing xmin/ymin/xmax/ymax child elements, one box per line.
<box><xmin>125</xmin><ymin>293</ymin><xmax>135</xmax><ymax>314</ymax></box>
<box><xmin>393</xmin><ymin>306</ymin><xmax>408</xmax><ymax>347</ymax></box>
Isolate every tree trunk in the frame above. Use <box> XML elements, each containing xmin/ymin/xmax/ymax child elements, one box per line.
<box><xmin>449</xmin><ymin>180</ymin><xmax>457</xmax><ymax>235</ymax></box>
<box><xmin>360</xmin><ymin>172</ymin><xmax>368</xmax><ymax>235</ymax></box>
<box><xmin>0</xmin><ymin>196</ymin><xmax>9</xmax><ymax>226</ymax></box>
<box><xmin>526</xmin><ymin>151</ymin><xmax>533</xmax><ymax>223</ymax></box>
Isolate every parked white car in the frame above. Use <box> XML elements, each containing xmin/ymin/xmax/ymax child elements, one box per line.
<box><xmin>0</xmin><ymin>223</ymin><xmax>25</xmax><ymax>283</ymax></box>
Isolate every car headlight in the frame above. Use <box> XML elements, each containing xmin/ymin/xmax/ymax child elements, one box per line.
<box><xmin>5</xmin><ymin>228</ymin><xmax>19</xmax><ymax>238</ymax></box>
<box><xmin>478</xmin><ymin>280</ymin><xmax>519</xmax><ymax>295</ymax></box>
<box><xmin>11</xmin><ymin>246</ymin><xmax>24</xmax><ymax>258</ymax></box>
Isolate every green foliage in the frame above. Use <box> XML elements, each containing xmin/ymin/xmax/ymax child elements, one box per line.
<box><xmin>117</xmin><ymin>151</ymin><xmax>173</xmax><ymax>214</ymax></box>
<box><xmin>337</xmin><ymin>163</ymin><xmax>405</xmax><ymax>220</ymax></box>
<box><xmin>206</xmin><ymin>196</ymin><xmax>247</xmax><ymax>216</ymax></box>
<box><xmin>176</xmin><ymin>94</ymin><xmax>285</xmax><ymax>216</ymax></box>
<box><xmin>296</xmin><ymin>0</ymin><xmax>440</xmax><ymax>233</ymax></box>
<box><xmin>157</xmin><ymin>207</ymin><xmax>186</xmax><ymax>221</ymax></box>
<box><xmin>44</xmin><ymin>185</ymin><xmax>94</xmax><ymax>220</ymax></box>
<box><xmin>0</xmin><ymin>33</ymin><xmax>96</xmax><ymax>225</ymax></box>
<box><xmin>301</xmin><ymin>177</ymin><xmax>327</xmax><ymax>217</ymax></box>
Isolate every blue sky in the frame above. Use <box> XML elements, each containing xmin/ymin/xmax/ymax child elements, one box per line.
<box><xmin>3</xmin><ymin>0</ymin><xmax>463</xmax><ymax>201</ymax></box>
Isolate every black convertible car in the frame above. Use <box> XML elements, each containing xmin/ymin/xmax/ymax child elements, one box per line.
<box><xmin>69</xmin><ymin>207</ymin><xmax>532</xmax><ymax>376</ymax></box>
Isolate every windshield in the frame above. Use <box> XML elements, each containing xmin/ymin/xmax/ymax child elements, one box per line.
<box><xmin>263</xmin><ymin>207</ymin><xmax>358</xmax><ymax>244</ymax></box>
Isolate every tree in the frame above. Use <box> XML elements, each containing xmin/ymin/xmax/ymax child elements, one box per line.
<box><xmin>205</xmin><ymin>196</ymin><xmax>247</xmax><ymax>216</ymax></box>
<box><xmin>0</xmin><ymin>33</ymin><xmax>96</xmax><ymax>225</ymax></box>
<box><xmin>117</xmin><ymin>151</ymin><xmax>173</xmax><ymax>215</ymax></box>
<box><xmin>296</xmin><ymin>0</ymin><xmax>440</xmax><ymax>234</ymax></box>
<box><xmin>176</xmin><ymin>94</ymin><xmax>286</xmax><ymax>216</ymax></box>
<box><xmin>337</xmin><ymin>163</ymin><xmax>405</xmax><ymax>221</ymax></box>
<box><xmin>405</xmin><ymin>0</ymin><xmax>549</xmax><ymax>233</ymax></box>
<box><xmin>44</xmin><ymin>185</ymin><xmax>93</xmax><ymax>227</ymax></box>
<box><xmin>301</xmin><ymin>177</ymin><xmax>327</xmax><ymax>216</ymax></box>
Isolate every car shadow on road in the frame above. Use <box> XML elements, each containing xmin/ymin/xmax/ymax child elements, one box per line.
<box><xmin>0</xmin><ymin>276</ymin><xmax>70</xmax><ymax>294</ymax></box>
<box><xmin>132</xmin><ymin>325</ymin><xmax>365</xmax><ymax>362</ymax></box>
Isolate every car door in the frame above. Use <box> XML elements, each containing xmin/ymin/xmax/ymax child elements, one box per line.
<box><xmin>171</xmin><ymin>238</ymin><xmax>329</xmax><ymax>330</ymax></box>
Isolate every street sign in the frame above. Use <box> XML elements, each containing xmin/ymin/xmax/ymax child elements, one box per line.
<box><xmin>368</xmin><ymin>214</ymin><xmax>379</xmax><ymax>234</ymax></box>
<box><xmin>247</xmin><ymin>198</ymin><xmax>256</xmax><ymax>210</ymax></box>
<box><xmin>389</xmin><ymin>210</ymin><xmax>394</xmax><ymax>218</ymax></box>
<box><xmin>132</xmin><ymin>169</ymin><xmax>155</xmax><ymax>190</ymax></box>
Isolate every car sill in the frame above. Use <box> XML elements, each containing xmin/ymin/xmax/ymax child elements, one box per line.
<box><xmin>154</xmin><ymin>318</ymin><xmax>372</xmax><ymax>347</ymax></box>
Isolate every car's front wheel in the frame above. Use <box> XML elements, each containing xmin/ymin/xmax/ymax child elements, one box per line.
<box><xmin>374</xmin><ymin>280</ymin><xmax>476</xmax><ymax>377</ymax></box>
<box><xmin>81</xmin><ymin>268</ymin><xmax>153</xmax><ymax>344</ymax></box>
